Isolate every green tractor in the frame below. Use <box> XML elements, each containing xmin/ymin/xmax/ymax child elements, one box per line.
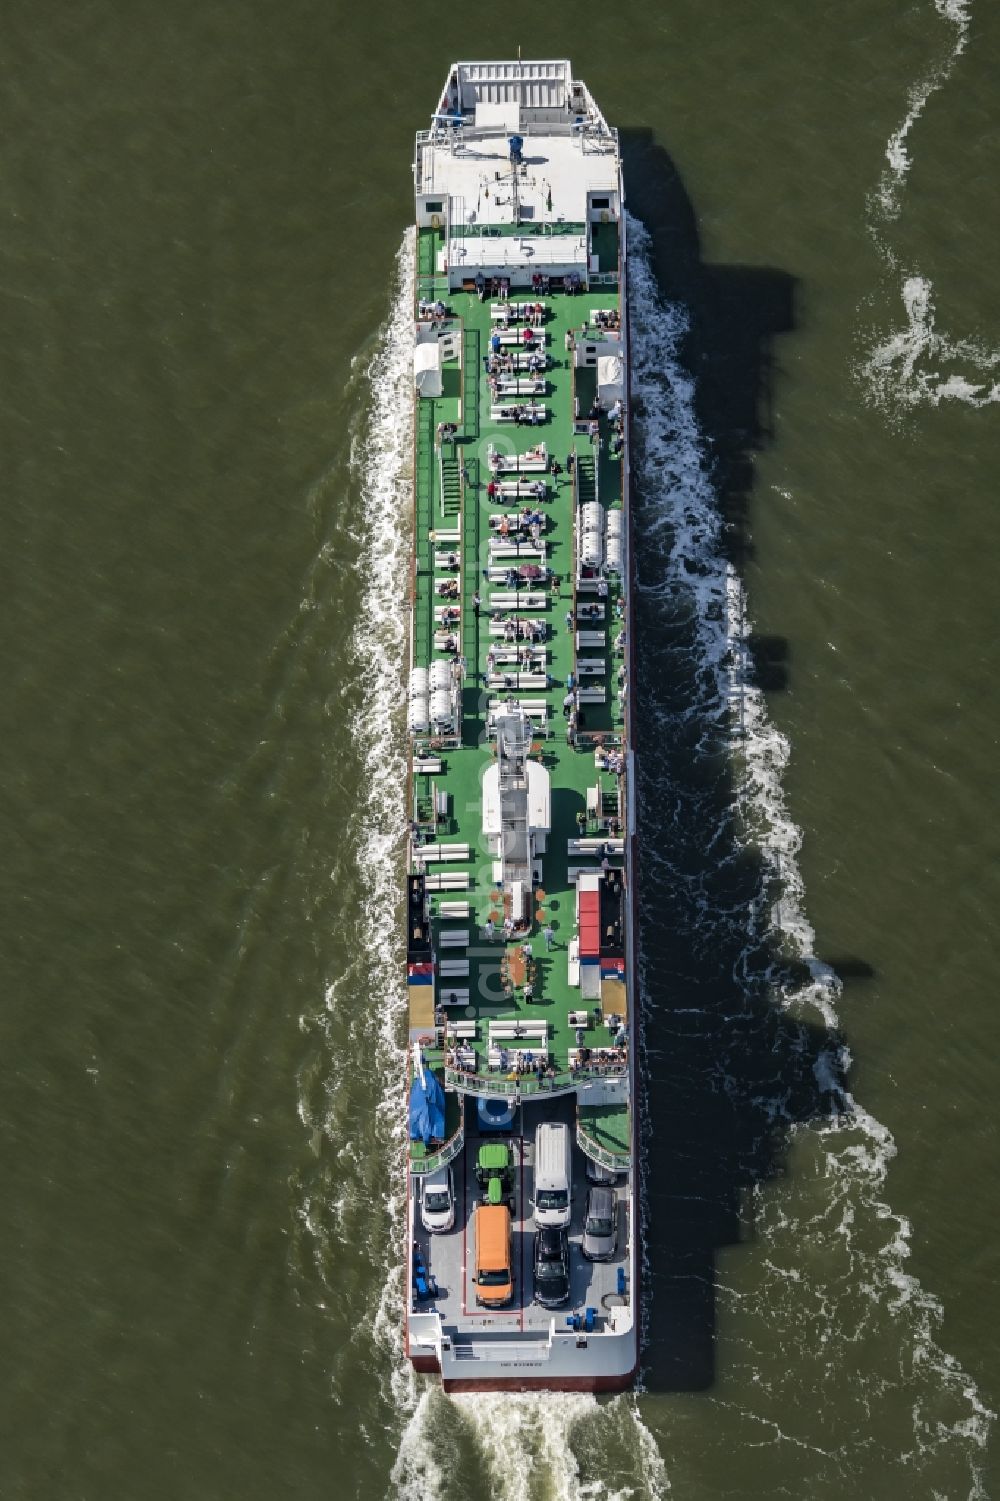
<box><xmin>476</xmin><ymin>1141</ymin><xmax>515</xmax><ymax>1208</ymax></box>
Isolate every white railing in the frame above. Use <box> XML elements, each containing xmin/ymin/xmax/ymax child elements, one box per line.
<box><xmin>576</xmin><ymin>1122</ymin><xmax>630</xmax><ymax>1173</ymax></box>
<box><xmin>410</xmin><ymin>1120</ymin><xmax>465</xmax><ymax>1177</ymax></box>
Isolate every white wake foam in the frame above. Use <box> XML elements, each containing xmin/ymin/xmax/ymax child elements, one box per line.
<box><xmin>873</xmin><ymin>0</ymin><xmax>972</xmax><ymax>223</ymax></box>
<box><xmin>376</xmin><ymin>210</ymin><xmax>992</xmax><ymax>1496</ymax></box>
<box><xmin>291</xmin><ymin>231</ymin><xmax>418</xmax><ymax>1430</ymax></box>
<box><xmin>860</xmin><ymin>0</ymin><xmax>1000</xmax><ymax>412</ymax></box>
<box><xmin>391</xmin><ymin>1390</ymin><xmax>670</xmax><ymax>1501</ymax></box>
<box><xmin>347</xmin><ymin>229</ymin><xmax>418</xmax><ymax>1409</ymax></box>
<box><xmin>628</xmin><ymin>213</ymin><xmax>993</xmax><ymax>1492</ymax></box>
<box><xmin>861</xmin><ymin>274</ymin><xmax>1000</xmax><ymax>412</ymax></box>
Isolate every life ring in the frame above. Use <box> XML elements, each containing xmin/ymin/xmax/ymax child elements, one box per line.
<box><xmin>430</xmin><ymin>213</ymin><xmax>441</xmax><ymax>230</ymax></box>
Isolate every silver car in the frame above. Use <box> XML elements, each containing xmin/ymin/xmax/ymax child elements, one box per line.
<box><xmin>581</xmin><ymin>1185</ymin><xmax>618</xmax><ymax>1261</ymax></box>
<box><xmin>420</xmin><ymin>1166</ymin><xmax>456</xmax><ymax>1234</ymax></box>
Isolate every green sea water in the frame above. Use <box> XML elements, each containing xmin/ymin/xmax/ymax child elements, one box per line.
<box><xmin>2</xmin><ymin>3</ymin><xmax>998</xmax><ymax>1498</ymax></box>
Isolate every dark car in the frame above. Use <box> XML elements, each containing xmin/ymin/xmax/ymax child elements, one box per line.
<box><xmin>532</xmin><ymin>1227</ymin><xmax>570</xmax><ymax>1308</ymax></box>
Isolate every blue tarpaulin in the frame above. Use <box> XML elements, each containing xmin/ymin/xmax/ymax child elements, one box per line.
<box><xmin>409</xmin><ymin>1066</ymin><xmax>445</xmax><ymax>1144</ymax></box>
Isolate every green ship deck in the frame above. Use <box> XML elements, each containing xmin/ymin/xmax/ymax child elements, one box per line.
<box><xmin>407</xmin><ymin>227</ymin><xmax>632</xmax><ymax>1162</ymax></box>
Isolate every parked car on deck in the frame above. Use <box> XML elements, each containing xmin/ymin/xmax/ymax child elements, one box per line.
<box><xmin>581</xmin><ymin>1185</ymin><xmax>618</xmax><ymax>1261</ymax></box>
<box><xmin>533</xmin><ymin>1227</ymin><xmax>571</xmax><ymax>1307</ymax></box>
<box><xmin>420</xmin><ymin>1165</ymin><xmax>456</xmax><ymax>1233</ymax></box>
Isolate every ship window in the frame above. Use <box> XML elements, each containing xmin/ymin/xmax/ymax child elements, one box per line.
<box><xmin>592</xmin><ymin>196</ymin><xmax>610</xmax><ymax>208</ymax></box>
<box><xmin>425</xmin><ymin>200</ymin><xmax>444</xmax><ymax>213</ymax></box>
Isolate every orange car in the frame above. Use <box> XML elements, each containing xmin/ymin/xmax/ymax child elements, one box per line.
<box><xmin>473</xmin><ymin>1204</ymin><xmax>513</xmax><ymax>1306</ymax></box>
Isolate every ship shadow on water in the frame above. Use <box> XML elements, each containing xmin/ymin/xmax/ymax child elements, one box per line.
<box><xmin>619</xmin><ymin>131</ymin><xmax>870</xmax><ymax>1393</ymax></box>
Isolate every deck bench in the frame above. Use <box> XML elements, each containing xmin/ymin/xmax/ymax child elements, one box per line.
<box><xmin>488</xmin><ymin>1020</ymin><xmax>548</xmax><ymax>1042</ymax></box>
<box><xmin>488</xmin><ymin>644</ymin><xmax>546</xmax><ymax>665</ymax></box>
<box><xmin>438</xmin><ymin>959</ymin><xmax>470</xmax><ymax>978</ymax></box>
<box><xmin>488</xmin><ymin>446</ymin><xmax>548</xmax><ymax>473</ymax></box>
<box><xmin>488</xmin><ymin>619</ymin><xmax>547</xmax><ymax>639</ymax></box>
<box><xmin>438</xmin><ymin>987</ymin><xmax>470</xmax><ymax>1007</ymax></box>
<box><xmin>488</xmin><ymin>540</ymin><xmax>545</xmax><ymax>559</ymax></box>
<box><xmin>487</xmin><ymin>698</ymin><xmax>548</xmax><ymax>721</ymax></box>
<box><xmin>490</xmin><ymin>403</ymin><xmax>547</xmax><ymax>424</ymax></box>
<box><xmin>488</xmin><ymin>1046</ymin><xmax>550</xmax><ymax>1071</ymax></box>
<box><xmin>490</xmin><ymin>301</ymin><xmax>548</xmax><ymax>323</ymax></box>
<box><xmin>494</xmin><ymin>377</ymin><xmax>546</xmax><ymax>398</ymax></box>
<box><xmin>418</xmin><ymin>843</ymin><xmax>470</xmax><ymax>863</ymax></box>
<box><xmin>437</xmin><ymin>900</ymin><xmax>470</xmax><ymax>919</ymax></box>
<box><xmin>447</xmin><ymin>1021</ymin><xmax>478</xmax><ymax>1040</ymax></box>
<box><xmin>438</xmin><ymin>930</ymin><xmax>469</xmax><ymax>948</ymax></box>
<box><xmin>488</xmin><ymin>592</ymin><xmax>548</xmax><ymax>612</ymax></box>
<box><xmin>566</xmin><ymin>838</ymin><xmax>625</xmax><ymax>857</ymax></box>
<box><xmin>494</xmin><ymin>329</ymin><xmax>549</xmax><ymax>348</ymax></box>
<box><xmin>487</xmin><ymin>672</ymin><xmax>549</xmax><ymax>690</ymax></box>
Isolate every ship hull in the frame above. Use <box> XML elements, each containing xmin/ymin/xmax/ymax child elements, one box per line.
<box><xmin>404</xmin><ymin>58</ymin><xmax>637</xmax><ymax>1392</ymax></box>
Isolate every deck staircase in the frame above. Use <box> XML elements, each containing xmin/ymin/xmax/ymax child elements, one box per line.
<box><xmin>462</xmin><ymin>328</ymin><xmax>480</xmax><ymax>439</ymax></box>
<box><xmin>414</xmin><ymin>404</ymin><xmax>436</xmax><ymax>663</ymax></box>
<box><xmin>417</xmin><ymin>228</ymin><xmax>436</xmax><ymax>280</ymax></box>
<box><xmin>439</xmin><ymin>451</ymin><xmax>462</xmax><ymax>522</ymax></box>
<box><xmin>462</xmin><ymin>455</ymin><xmax>480</xmax><ymax>677</ymax></box>
<box><xmin>576</xmin><ymin>452</ymin><xmax>597</xmax><ymax>506</ymax></box>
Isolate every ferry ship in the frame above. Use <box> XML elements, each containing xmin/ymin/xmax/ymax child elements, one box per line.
<box><xmin>405</xmin><ymin>60</ymin><xmax>636</xmax><ymax>1392</ymax></box>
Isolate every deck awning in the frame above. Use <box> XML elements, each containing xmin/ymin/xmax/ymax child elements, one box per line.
<box><xmin>579</xmin><ymin>888</ymin><xmax>601</xmax><ymax>959</ymax></box>
<box><xmin>448</xmin><ymin>233</ymin><xmax>588</xmax><ymax>276</ymax></box>
<box><xmin>598</xmin><ymin>353</ymin><xmax>624</xmax><ymax>403</ymax></box>
<box><xmin>414</xmin><ymin>341</ymin><xmax>443</xmax><ymax>397</ymax></box>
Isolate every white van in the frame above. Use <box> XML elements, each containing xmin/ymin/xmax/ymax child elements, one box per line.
<box><xmin>533</xmin><ymin>1122</ymin><xmax>572</xmax><ymax>1228</ymax></box>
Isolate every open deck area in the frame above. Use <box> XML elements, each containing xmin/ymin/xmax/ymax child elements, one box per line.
<box><xmin>410</xmin><ymin>1097</ymin><xmax>630</xmax><ymax>1339</ymax></box>
<box><xmin>408</xmin><ymin>227</ymin><xmax>632</xmax><ymax>1149</ymax></box>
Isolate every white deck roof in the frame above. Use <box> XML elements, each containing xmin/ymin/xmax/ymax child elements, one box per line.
<box><xmin>417</xmin><ymin>130</ymin><xmax>618</xmax><ymax>227</ymax></box>
<box><xmin>449</xmin><ymin>234</ymin><xmax>588</xmax><ymax>273</ymax></box>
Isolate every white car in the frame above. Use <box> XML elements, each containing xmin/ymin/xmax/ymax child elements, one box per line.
<box><xmin>420</xmin><ymin>1166</ymin><xmax>456</xmax><ymax>1233</ymax></box>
